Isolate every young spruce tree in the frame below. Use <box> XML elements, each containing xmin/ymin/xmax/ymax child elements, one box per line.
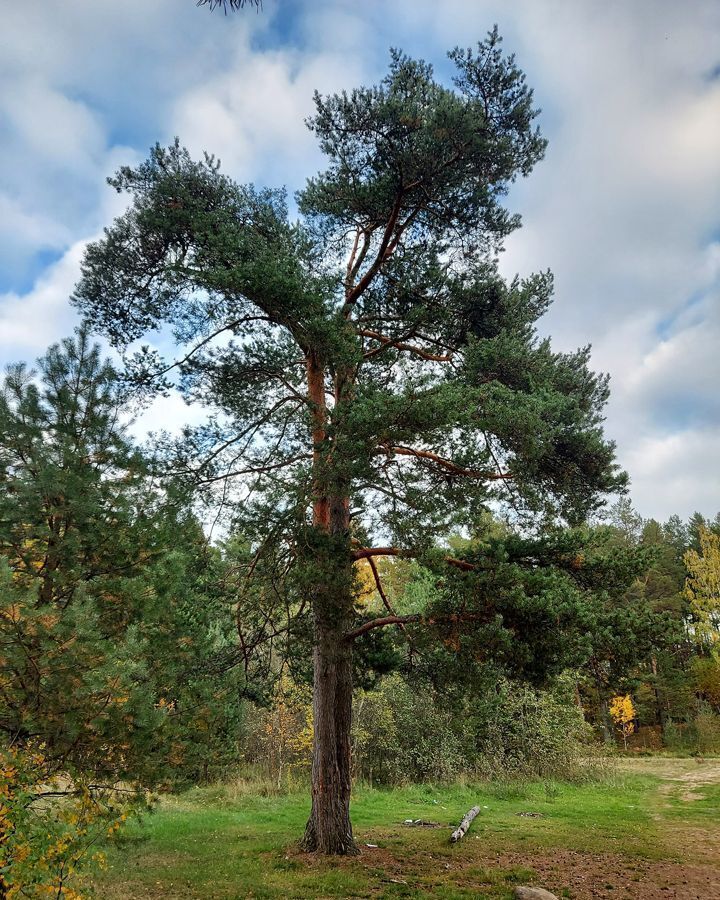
<box><xmin>73</xmin><ymin>34</ymin><xmax>626</xmax><ymax>853</ymax></box>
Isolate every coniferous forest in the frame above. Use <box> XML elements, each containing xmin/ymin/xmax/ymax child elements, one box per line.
<box><xmin>1</xmin><ymin>9</ymin><xmax>719</xmax><ymax>900</ymax></box>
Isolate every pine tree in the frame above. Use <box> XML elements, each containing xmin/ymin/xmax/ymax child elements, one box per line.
<box><xmin>0</xmin><ymin>331</ymin><xmax>243</xmax><ymax>784</ymax></box>
<box><xmin>73</xmin><ymin>35</ymin><xmax>627</xmax><ymax>853</ymax></box>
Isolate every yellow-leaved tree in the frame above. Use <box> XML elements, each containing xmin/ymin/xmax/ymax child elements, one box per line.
<box><xmin>609</xmin><ymin>694</ymin><xmax>636</xmax><ymax>749</ymax></box>
<box><xmin>684</xmin><ymin>527</ymin><xmax>720</xmax><ymax>651</ymax></box>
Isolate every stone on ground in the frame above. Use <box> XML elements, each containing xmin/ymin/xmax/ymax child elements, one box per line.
<box><xmin>514</xmin><ymin>887</ymin><xmax>559</xmax><ymax>900</ymax></box>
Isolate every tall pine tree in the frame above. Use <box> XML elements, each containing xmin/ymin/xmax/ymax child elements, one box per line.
<box><xmin>73</xmin><ymin>34</ymin><xmax>626</xmax><ymax>852</ymax></box>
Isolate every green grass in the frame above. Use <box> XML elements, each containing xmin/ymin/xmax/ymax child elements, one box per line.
<box><xmin>92</xmin><ymin>770</ymin><xmax>686</xmax><ymax>899</ymax></box>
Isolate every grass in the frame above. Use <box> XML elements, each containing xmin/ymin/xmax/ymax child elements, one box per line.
<box><xmin>91</xmin><ymin>763</ymin><xmax>720</xmax><ymax>899</ymax></box>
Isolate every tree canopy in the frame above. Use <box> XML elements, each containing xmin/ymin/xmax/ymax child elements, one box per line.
<box><xmin>73</xmin><ymin>32</ymin><xmax>628</xmax><ymax>853</ymax></box>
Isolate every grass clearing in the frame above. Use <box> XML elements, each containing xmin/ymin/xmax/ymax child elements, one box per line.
<box><xmin>92</xmin><ymin>760</ymin><xmax>720</xmax><ymax>899</ymax></box>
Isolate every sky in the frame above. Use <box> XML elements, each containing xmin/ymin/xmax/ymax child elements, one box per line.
<box><xmin>0</xmin><ymin>0</ymin><xmax>718</xmax><ymax>523</ymax></box>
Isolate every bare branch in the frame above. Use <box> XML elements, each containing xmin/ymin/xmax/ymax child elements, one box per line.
<box><xmin>344</xmin><ymin>194</ymin><xmax>405</xmax><ymax>309</ymax></box>
<box><xmin>129</xmin><ymin>316</ymin><xmax>269</xmax><ymax>383</ymax></box>
<box><xmin>197</xmin><ymin>0</ymin><xmax>261</xmax><ymax>11</ymax></box>
<box><xmin>366</xmin><ymin>555</ymin><xmax>395</xmax><ymax>616</ymax></box>
<box><xmin>195</xmin><ymin>453</ymin><xmax>311</xmax><ymax>485</ymax></box>
<box><xmin>351</xmin><ymin>546</ymin><xmax>477</xmax><ymax>572</ymax></box>
<box><xmin>352</xmin><ymin>546</ymin><xmax>403</xmax><ymax>561</ymax></box>
<box><xmin>345</xmin><ymin>609</ymin><xmax>489</xmax><ymax>642</ymax></box>
<box><xmin>345</xmin><ymin>614</ymin><xmax>422</xmax><ymax>642</ymax></box>
<box><xmin>379</xmin><ymin>445</ymin><xmax>513</xmax><ymax>481</ymax></box>
<box><xmin>359</xmin><ymin>329</ymin><xmax>453</xmax><ymax>363</ymax></box>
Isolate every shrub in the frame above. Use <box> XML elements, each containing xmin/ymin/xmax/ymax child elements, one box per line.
<box><xmin>351</xmin><ymin>672</ymin><xmax>591</xmax><ymax>784</ymax></box>
<box><xmin>352</xmin><ymin>675</ymin><xmax>466</xmax><ymax>784</ymax></box>
<box><xmin>467</xmin><ymin>674</ymin><xmax>592</xmax><ymax>778</ymax></box>
<box><xmin>695</xmin><ymin>706</ymin><xmax>720</xmax><ymax>754</ymax></box>
<box><xmin>0</xmin><ymin>747</ymin><xmax>147</xmax><ymax>898</ymax></box>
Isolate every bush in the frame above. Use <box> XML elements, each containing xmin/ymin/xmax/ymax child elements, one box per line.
<box><xmin>0</xmin><ymin>747</ymin><xmax>147</xmax><ymax>898</ymax></box>
<box><xmin>695</xmin><ymin>706</ymin><xmax>720</xmax><ymax>754</ymax></box>
<box><xmin>241</xmin><ymin>674</ymin><xmax>313</xmax><ymax>789</ymax></box>
<box><xmin>467</xmin><ymin>674</ymin><xmax>592</xmax><ymax>778</ymax></box>
<box><xmin>352</xmin><ymin>675</ymin><xmax>466</xmax><ymax>784</ymax></box>
<box><xmin>662</xmin><ymin>719</ymin><xmax>699</xmax><ymax>754</ymax></box>
<box><xmin>351</xmin><ymin>672</ymin><xmax>591</xmax><ymax>784</ymax></box>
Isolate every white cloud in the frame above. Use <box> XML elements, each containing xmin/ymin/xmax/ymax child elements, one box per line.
<box><xmin>624</xmin><ymin>428</ymin><xmax>720</xmax><ymax>521</ymax></box>
<box><xmin>129</xmin><ymin>390</ymin><xmax>209</xmax><ymax>443</ymax></box>
<box><xmin>0</xmin><ymin>242</ymin><xmax>84</xmax><ymax>359</ymax></box>
<box><xmin>171</xmin><ymin>38</ymin><xmax>367</xmax><ymax>189</ymax></box>
<box><xmin>0</xmin><ymin>0</ymin><xmax>718</xmax><ymax>521</ymax></box>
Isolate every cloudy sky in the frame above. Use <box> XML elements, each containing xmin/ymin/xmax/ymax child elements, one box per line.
<box><xmin>1</xmin><ymin>0</ymin><xmax>718</xmax><ymax>522</ymax></box>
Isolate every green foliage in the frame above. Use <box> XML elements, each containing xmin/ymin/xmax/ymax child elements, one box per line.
<box><xmin>0</xmin><ymin>332</ymin><xmax>244</xmax><ymax>788</ymax></box>
<box><xmin>467</xmin><ymin>675</ymin><xmax>592</xmax><ymax>777</ymax></box>
<box><xmin>72</xmin><ymin>35</ymin><xmax>626</xmax><ymax>622</ymax></box>
<box><xmin>352</xmin><ymin>674</ymin><xmax>466</xmax><ymax>784</ymax></box>
<box><xmin>351</xmin><ymin>672</ymin><xmax>590</xmax><ymax>785</ymax></box>
<box><xmin>695</xmin><ymin>706</ymin><xmax>720</xmax><ymax>754</ymax></box>
<box><xmin>684</xmin><ymin>526</ymin><xmax>720</xmax><ymax>649</ymax></box>
<box><xmin>362</xmin><ymin>525</ymin><xmax>654</xmax><ymax>696</ymax></box>
<box><xmin>576</xmin><ymin>502</ymin><xmax>720</xmax><ymax>753</ymax></box>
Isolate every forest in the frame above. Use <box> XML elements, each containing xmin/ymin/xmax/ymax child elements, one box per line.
<box><xmin>1</xmin><ymin>15</ymin><xmax>719</xmax><ymax>900</ymax></box>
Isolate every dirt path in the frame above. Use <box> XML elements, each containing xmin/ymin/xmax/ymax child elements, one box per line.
<box><xmin>618</xmin><ymin>756</ymin><xmax>720</xmax><ymax>802</ymax></box>
<box><xmin>516</xmin><ymin>758</ymin><xmax>720</xmax><ymax>899</ymax></box>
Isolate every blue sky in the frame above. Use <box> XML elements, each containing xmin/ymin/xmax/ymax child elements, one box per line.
<box><xmin>1</xmin><ymin>0</ymin><xmax>718</xmax><ymax>521</ymax></box>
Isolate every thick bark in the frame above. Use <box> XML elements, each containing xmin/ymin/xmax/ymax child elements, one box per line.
<box><xmin>301</xmin><ymin>354</ymin><xmax>358</xmax><ymax>854</ymax></box>
<box><xmin>301</xmin><ymin>614</ymin><xmax>357</xmax><ymax>854</ymax></box>
<box><xmin>300</xmin><ymin>522</ymin><xmax>357</xmax><ymax>854</ymax></box>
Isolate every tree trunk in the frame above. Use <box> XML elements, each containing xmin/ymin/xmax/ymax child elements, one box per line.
<box><xmin>301</xmin><ymin>355</ymin><xmax>358</xmax><ymax>854</ymax></box>
<box><xmin>300</xmin><ymin>499</ymin><xmax>357</xmax><ymax>854</ymax></box>
<box><xmin>450</xmin><ymin>806</ymin><xmax>481</xmax><ymax>842</ymax></box>
<box><xmin>650</xmin><ymin>655</ymin><xmax>666</xmax><ymax>732</ymax></box>
<box><xmin>301</xmin><ymin>614</ymin><xmax>357</xmax><ymax>854</ymax></box>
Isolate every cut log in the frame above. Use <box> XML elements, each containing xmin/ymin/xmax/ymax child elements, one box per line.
<box><xmin>449</xmin><ymin>805</ymin><xmax>480</xmax><ymax>842</ymax></box>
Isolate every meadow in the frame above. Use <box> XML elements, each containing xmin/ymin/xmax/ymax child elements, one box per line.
<box><xmin>93</xmin><ymin>759</ymin><xmax>720</xmax><ymax>899</ymax></box>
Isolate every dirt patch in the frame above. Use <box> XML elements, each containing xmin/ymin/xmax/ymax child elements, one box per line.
<box><xmin>616</xmin><ymin>757</ymin><xmax>720</xmax><ymax>787</ymax></box>
<box><xmin>491</xmin><ymin>847</ymin><xmax>720</xmax><ymax>900</ymax></box>
<box><xmin>618</xmin><ymin>757</ymin><xmax>720</xmax><ymax>804</ymax></box>
<box><xmin>290</xmin><ymin>841</ymin><xmax>720</xmax><ymax>899</ymax></box>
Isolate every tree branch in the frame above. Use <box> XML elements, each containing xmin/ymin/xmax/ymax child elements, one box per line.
<box><xmin>344</xmin><ymin>194</ymin><xmax>405</xmax><ymax>308</ymax></box>
<box><xmin>345</xmin><ymin>614</ymin><xmax>422</xmax><ymax>642</ymax></box>
<box><xmin>131</xmin><ymin>316</ymin><xmax>268</xmax><ymax>383</ymax></box>
<box><xmin>195</xmin><ymin>453</ymin><xmax>311</xmax><ymax>485</ymax></box>
<box><xmin>379</xmin><ymin>445</ymin><xmax>513</xmax><ymax>480</ymax></box>
<box><xmin>352</xmin><ymin>546</ymin><xmax>403</xmax><ymax>561</ymax></box>
<box><xmin>359</xmin><ymin>329</ymin><xmax>453</xmax><ymax>362</ymax></box>
<box><xmin>344</xmin><ymin>609</ymin><xmax>488</xmax><ymax>642</ymax></box>
<box><xmin>197</xmin><ymin>0</ymin><xmax>261</xmax><ymax>11</ymax></box>
<box><xmin>351</xmin><ymin>546</ymin><xmax>477</xmax><ymax>572</ymax></box>
<box><xmin>366</xmin><ymin>555</ymin><xmax>395</xmax><ymax>616</ymax></box>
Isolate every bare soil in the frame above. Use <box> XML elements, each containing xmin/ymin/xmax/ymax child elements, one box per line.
<box><xmin>467</xmin><ymin>759</ymin><xmax>720</xmax><ymax>899</ymax></box>
<box><xmin>483</xmin><ymin>760</ymin><xmax>720</xmax><ymax>898</ymax></box>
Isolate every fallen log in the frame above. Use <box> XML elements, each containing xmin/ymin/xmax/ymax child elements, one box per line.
<box><xmin>449</xmin><ymin>805</ymin><xmax>480</xmax><ymax>842</ymax></box>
